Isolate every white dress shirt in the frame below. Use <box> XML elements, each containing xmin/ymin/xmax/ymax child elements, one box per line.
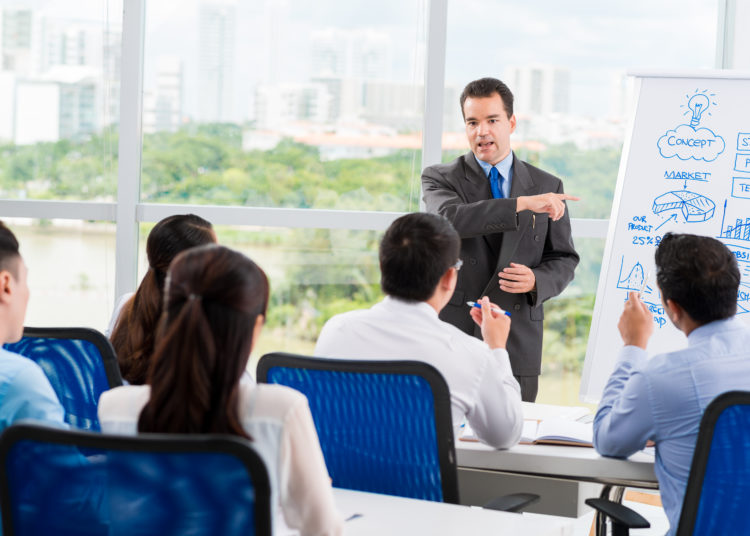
<box><xmin>98</xmin><ymin>382</ymin><xmax>343</xmax><ymax>536</ymax></box>
<box><xmin>314</xmin><ymin>296</ymin><xmax>523</xmax><ymax>448</ymax></box>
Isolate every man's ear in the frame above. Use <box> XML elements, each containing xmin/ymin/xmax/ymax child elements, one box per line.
<box><xmin>0</xmin><ymin>270</ymin><xmax>12</xmax><ymax>304</ymax></box>
<box><xmin>440</xmin><ymin>267</ymin><xmax>457</xmax><ymax>290</ymax></box>
<box><xmin>664</xmin><ymin>298</ymin><xmax>682</xmax><ymax>325</ymax></box>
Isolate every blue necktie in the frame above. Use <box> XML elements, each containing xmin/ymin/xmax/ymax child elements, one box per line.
<box><xmin>489</xmin><ymin>166</ymin><xmax>504</xmax><ymax>199</ymax></box>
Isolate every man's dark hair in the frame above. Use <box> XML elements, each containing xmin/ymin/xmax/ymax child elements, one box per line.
<box><xmin>0</xmin><ymin>221</ymin><xmax>21</xmax><ymax>277</ymax></box>
<box><xmin>460</xmin><ymin>77</ymin><xmax>514</xmax><ymax>119</ymax></box>
<box><xmin>379</xmin><ymin>212</ymin><xmax>461</xmax><ymax>302</ymax></box>
<box><xmin>655</xmin><ymin>233</ymin><xmax>739</xmax><ymax>324</ymax></box>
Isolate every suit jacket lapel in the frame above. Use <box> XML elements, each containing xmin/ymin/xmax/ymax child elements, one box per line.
<box><xmin>462</xmin><ymin>152</ymin><xmax>493</xmax><ymax>202</ymax></box>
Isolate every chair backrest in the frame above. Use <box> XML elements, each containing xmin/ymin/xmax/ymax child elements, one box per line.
<box><xmin>0</xmin><ymin>423</ymin><xmax>272</xmax><ymax>536</ymax></box>
<box><xmin>256</xmin><ymin>352</ymin><xmax>458</xmax><ymax>503</ymax></box>
<box><xmin>3</xmin><ymin>327</ymin><xmax>123</xmax><ymax>432</ymax></box>
<box><xmin>677</xmin><ymin>390</ymin><xmax>750</xmax><ymax>536</ymax></box>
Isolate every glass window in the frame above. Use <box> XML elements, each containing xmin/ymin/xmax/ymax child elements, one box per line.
<box><xmin>0</xmin><ymin>0</ymin><xmax>122</xmax><ymax>201</ymax></box>
<box><xmin>137</xmin><ymin>222</ymin><xmax>383</xmax><ymax>371</ymax></box>
<box><xmin>538</xmin><ymin>237</ymin><xmax>603</xmax><ymax>408</ymax></box>
<box><xmin>443</xmin><ymin>0</ymin><xmax>717</xmax><ymax>218</ymax></box>
<box><xmin>443</xmin><ymin>1</ymin><xmax>716</xmax><ymax>404</ymax></box>
<box><xmin>140</xmin><ymin>0</ymin><xmax>427</xmax><ymax>213</ymax></box>
<box><xmin>11</xmin><ymin>219</ymin><xmax>116</xmax><ymax>331</ymax></box>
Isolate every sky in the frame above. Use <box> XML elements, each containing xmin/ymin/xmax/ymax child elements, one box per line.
<box><xmin>2</xmin><ymin>0</ymin><xmax>719</xmax><ymax>119</ymax></box>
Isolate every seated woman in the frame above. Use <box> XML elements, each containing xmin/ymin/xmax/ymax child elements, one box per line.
<box><xmin>98</xmin><ymin>245</ymin><xmax>342</xmax><ymax>535</ymax></box>
<box><xmin>108</xmin><ymin>214</ymin><xmax>215</xmax><ymax>384</ymax></box>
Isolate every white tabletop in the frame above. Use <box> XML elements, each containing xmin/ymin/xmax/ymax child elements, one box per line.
<box><xmin>334</xmin><ymin>488</ymin><xmax>573</xmax><ymax>535</ymax></box>
<box><xmin>457</xmin><ymin>440</ymin><xmax>658</xmax><ymax>488</ymax></box>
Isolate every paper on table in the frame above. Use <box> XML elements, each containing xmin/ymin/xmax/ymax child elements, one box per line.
<box><xmin>520</xmin><ymin>419</ymin><xmax>593</xmax><ymax>447</ymax></box>
<box><xmin>460</xmin><ymin>419</ymin><xmax>593</xmax><ymax>447</ymax></box>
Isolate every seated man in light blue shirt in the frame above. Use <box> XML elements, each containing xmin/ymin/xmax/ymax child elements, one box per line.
<box><xmin>0</xmin><ymin>220</ymin><xmax>66</xmax><ymax>431</ymax></box>
<box><xmin>594</xmin><ymin>232</ymin><xmax>750</xmax><ymax>535</ymax></box>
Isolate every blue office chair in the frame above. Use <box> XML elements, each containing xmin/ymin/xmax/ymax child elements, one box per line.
<box><xmin>587</xmin><ymin>390</ymin><xmax>750</xmax><ymax>535</ymax></box>
<box><xmin>3</xmin><ymin>327</ymin><xmax>123</xmax><ymax>432</ymax></box>
<box><xmin>257</xmin><ymin>352</ymin><xmax>459</xmax><ymax>503</ymax></box>
<box><xmin>0</xmin><ymin>422</ymin><xmax>272</xmax><ymax>536</ymax></box>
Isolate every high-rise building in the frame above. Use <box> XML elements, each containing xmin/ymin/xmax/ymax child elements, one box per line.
<box><xmin>309</xmin><ymin>28</ymin><xmax>392</xmax><ymax>124</ymax></box>
<box><xmin>255</xmin><ymin>83</ymin><xmax>330</xmax><ymax>129</ymax></box>
<box><xmin>609</xmin><ymin>72</ymin><xmax>635</xmax><ymax>120</ymax></box>
<box><xmin>1</xmin><ymin>8</ymin><xmax>33</xmax><ymax>74</ymax></box>
<box><xmin>505</xmin><ymin>65</ymin><xmax>571</xmax><ymax>116</ymax></box>
<box><xmin>197</xmin><ymin>0</ymin><xmax>237</xmax><ymax>123</ymax></box>
<box><xmin>143</xmin><ymin>56</ymin><xmax>184</xmax><ymax>133</ymax></box>
<box><xmin>14</xmin><ymin>66</ymin><xmax>98</xmax><ymax>145</ymax></box>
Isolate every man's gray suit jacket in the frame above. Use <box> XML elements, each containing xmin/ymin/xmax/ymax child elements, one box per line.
<box><xmin>422</xmin><ymin>151</ymin><xmax>579</xmax><ymax>376</ymax></box>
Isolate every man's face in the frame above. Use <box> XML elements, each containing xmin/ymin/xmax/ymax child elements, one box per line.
<box><xmin>4</xmin><ymin>258</ymin><xmax>30</xmax><ymax>344</ymax></box>
<box><xmin>463</xmin><ymin>93</ymin><xmax>516</xmax><ymax>165</ymax></box>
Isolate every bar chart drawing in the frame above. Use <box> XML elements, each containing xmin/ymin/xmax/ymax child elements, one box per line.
<box><xmin>718</xmin><ymin>200</ymin><xmax>750</xmax><ymax>242</ymax></box>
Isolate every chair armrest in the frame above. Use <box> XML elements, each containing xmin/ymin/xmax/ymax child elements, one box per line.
<box><xmin>585</xmin><ymin>498</ymin><xmax>650</xmax><ymax>529</ymax></box>
<box><xmin>483</xmin><ymin>493</ymin><xmax>540</xmax><ymax>513</ymax></box>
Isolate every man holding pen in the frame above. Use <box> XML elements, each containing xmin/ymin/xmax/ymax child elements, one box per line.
<box><xmin>315</xmin><ymin>212</ymin><xmax>523</xmax><ymax>449</ymax></box>
<box><xmin>594</xmin><ymin>233</ymin><xmax>750</xmax><ymax>535</ymax></box>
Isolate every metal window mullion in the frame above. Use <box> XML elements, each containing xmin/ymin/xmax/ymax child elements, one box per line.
<box><xmin>420</xmin><ymin>0</ymin><xmax>449</xmax><ymax>210</ymax></box>
<box><xmin>715</xmin><ymin>0</ymin><xmax>735</xmax><ymax>69</ymax></box>
<box><xmin>114</xmin><ymin>0</ymin><xmax>146</xmax><ymax>300</ymax></box>
<box><xmin>0</xmin><ymin>200</ymin><xmax>116</xmax><ymax>221</ymax></box>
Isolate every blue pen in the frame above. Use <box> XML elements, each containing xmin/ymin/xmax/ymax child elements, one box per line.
<box><xmin>466</xmin><ymin>301</ymin><xmax>511</xmax><ymax>317</ymax></box>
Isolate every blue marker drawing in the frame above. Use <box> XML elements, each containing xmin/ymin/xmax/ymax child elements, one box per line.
<box><xmin>718</xmin><ymin>200</ymin><xmax>750</xmax><ymax>243</ymax></box>
<box><xmin>737</xmin><ymin>282</ymin><xmax>750</xmax><ymax>315</ymax></box>
<box><xmin>686</xmin><ymin>93</ymin><xmax>710</xmax><ymax>127</ymax></box>
<box><xmin>617</xmin><ymin>257</ymin><xmax>650</xmax><ymax>293</ymax></box>
<box><xmin>732</xmin><ymin>178</ymin><xmax>750</xmax><ymax>200</ymax></box>
<box><xmin>643</xmin><ymin>301</ymin><xmax>667</xmax><ymax>328</ymax></box>
<box><xmin>652</xmin><ymin>190</ymin><xmax>715</xmax><ymax>223</ymax></box>
<box><xmin>657</xmin><ymin>90</ymin><xmax>725</xmax><ymax>162</ymax></box>
<box><xmin>737</xmin><ymin>133</ymin><xmax>750</xmax><ymax>151</ymax></box>
<box><xmin>655</xmin><ymin>213</ymin><xmax>677</xmax><ymax>231</ymax></box>
<box><xmin>663</xmin><ymin>171</ymin><xmax>710</xmax><ymax>188</ymax></box>
<box><xmin>680</xmin><ymin>89</ymin><xmax>716</xmax><ymax>126</ymax></box>
<box><xmin>735</xmin><ymin>154</ymin><xmax>750</xmax><ymax>174</ymax></box>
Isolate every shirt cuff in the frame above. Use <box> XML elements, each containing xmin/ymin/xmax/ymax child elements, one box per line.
<box><xmin>617</xmin><ymin>345</ymin><xmax>648</xmax><ymax>367</ymax></box>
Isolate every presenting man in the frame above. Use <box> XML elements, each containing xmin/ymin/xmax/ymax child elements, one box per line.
<box><xmin>594</xmin><ymin>233</ymin><xmax>750</xmax><ymax>535</ymax></box>
<box><xmin>315</xmin><ymin>212</ymin><xmax>523</xmax><ymax>449</ymax></box>
<box><xmin>422</xmin><ymin>77</ymin><xmax>579</xmax><ymax>401</ymax></box>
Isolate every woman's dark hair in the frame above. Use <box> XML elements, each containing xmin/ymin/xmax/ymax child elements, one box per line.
<box><xmin>655</xmin><ymin>232</ymin><xmax>739</xmax><ymax>324</ymax></box>
<box><xmin>110</xmin><ymin>214</ymin><xmax>215</xmax><ymax>384</ymax></box>
<box><xmin>138</xmin><ymin>244</ymin><xmax>269</xmax><ymax>438</ymax></box>
<box><xmin>379</xmin><ymin>212</ymin><xmax>461</xmax><ymax>302</ymax></box>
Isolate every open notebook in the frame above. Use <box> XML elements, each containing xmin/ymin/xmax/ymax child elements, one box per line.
<box><xmin>460</xmin><ymin>402</ymin><xmax>594</xmax><ymax>447</ymax></box>
<box><xmin>519</xmin><ymin>419</ymin><xmax>593</xmax><ymax>447</ymax></box>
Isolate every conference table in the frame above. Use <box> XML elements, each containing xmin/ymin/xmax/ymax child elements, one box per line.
<box><xmin>456</xmin><ymin>440</ymin><xmax>657</xmax><ymax>517</ymax></box>
<box><xmin>332</xmin><ymin>488</ymin><xmax>574</xmax><ymax>535</ymax></box>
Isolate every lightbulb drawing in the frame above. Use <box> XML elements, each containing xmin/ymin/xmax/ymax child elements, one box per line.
<box><xmin>687</xmin><ymin>93</ymin><xmax>710</xmax><ymax>127</ymax></box>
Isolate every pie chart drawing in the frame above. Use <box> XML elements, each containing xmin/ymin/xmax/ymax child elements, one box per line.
<box><xmin>652</xmin><ymin>190</ymin><xmax>716</xmax><ymax>223</ymax></box>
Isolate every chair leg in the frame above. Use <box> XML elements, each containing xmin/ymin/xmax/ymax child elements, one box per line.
<box><xmin>593</xmin><ymin>485</ymin><xmax>628</xmax><ymax>536</ymax></box>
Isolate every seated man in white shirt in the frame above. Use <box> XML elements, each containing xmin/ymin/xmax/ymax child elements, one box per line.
<box><xmin>315</xmin><ymin>212</ymin><xmax>523</xmax><ymax>448</ymax></box>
